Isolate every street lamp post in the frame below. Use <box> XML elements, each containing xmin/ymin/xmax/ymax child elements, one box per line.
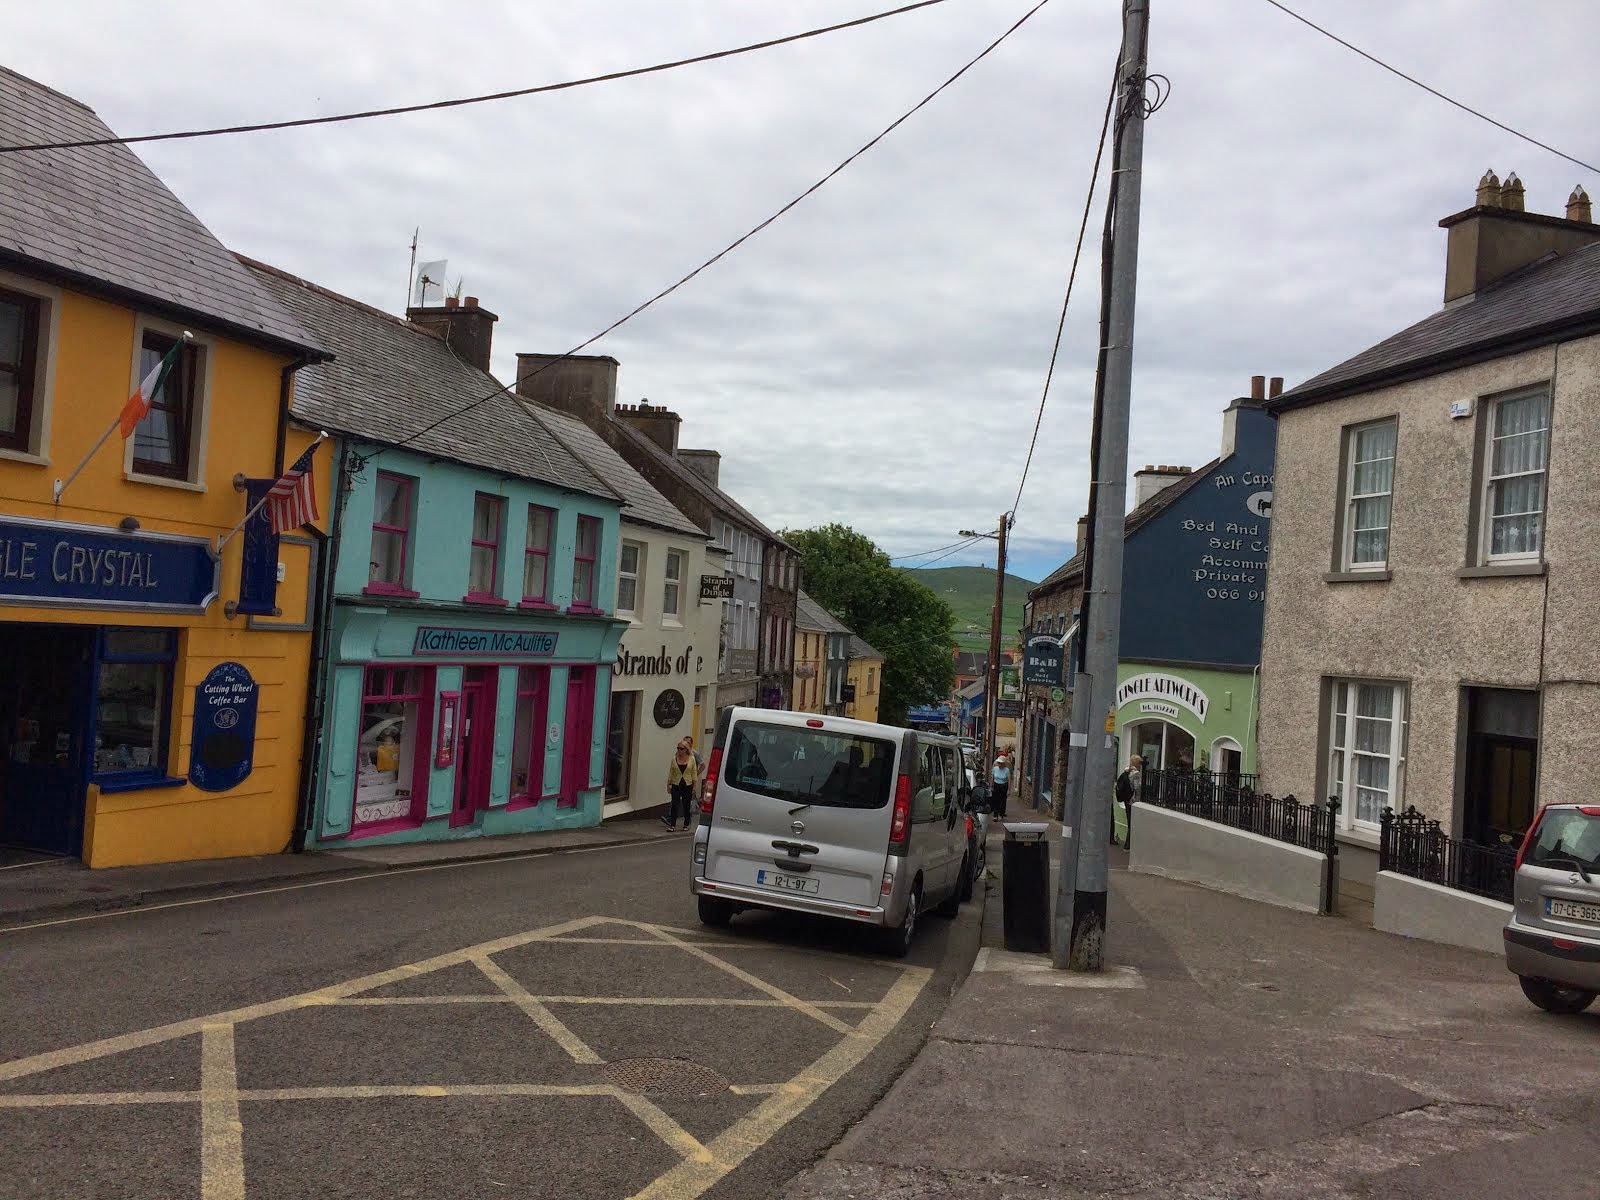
<box><xmin>960</xmin><ymin>513</ymin><xmax>1013</xmax><ymax>765</ymax></box>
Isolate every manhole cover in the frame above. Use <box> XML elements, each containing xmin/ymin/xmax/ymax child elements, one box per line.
<box><xmin>602</xmin><ymin>1057</ymin><xmax>729</xmax><ymax>1098</ymax></box>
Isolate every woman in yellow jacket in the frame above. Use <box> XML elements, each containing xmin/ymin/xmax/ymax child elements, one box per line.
<box><xmin>663</xmin><ymin>737</ymin><xmax>701</xmax><ymax>831</ymax></box>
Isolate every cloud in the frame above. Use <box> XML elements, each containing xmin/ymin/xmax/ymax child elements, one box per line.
<box><xmin>8</xmin><ymin>0</ymin><xmax>1596</xmax><ymax>587</ymax></box>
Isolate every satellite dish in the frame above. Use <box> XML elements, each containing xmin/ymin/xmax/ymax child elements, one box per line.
<box><xmin>413</xmin><ymin>259</ymin><xmax>448</xmax><ymax>306</ymax></box>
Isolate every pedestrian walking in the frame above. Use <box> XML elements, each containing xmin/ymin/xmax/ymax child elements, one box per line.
<box><xmin>664</xmin><ymin>737</ymin><xmax>700</xmax><ymax>831</ymax></box>
<box><xmin>990</xmin><ymin>749</ymin><xmax>1011</xmax><ymax>819</ymax></box>
<box><xmin>1115</xmin><ymin>754</ymin><xmax>1143</xmax><ymax>848</ymax></box>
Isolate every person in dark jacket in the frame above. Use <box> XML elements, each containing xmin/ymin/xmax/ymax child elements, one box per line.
<box><xmin>1114</xmin><ymin>754</ymin><xmax>1143</xmax><ymax>847</ymax></box>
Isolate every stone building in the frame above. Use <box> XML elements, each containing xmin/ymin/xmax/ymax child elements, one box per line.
<box><xmin>1259</xmin><ymin>173</ymin><xmax>1600</xmax><ymax>894</ymax></box>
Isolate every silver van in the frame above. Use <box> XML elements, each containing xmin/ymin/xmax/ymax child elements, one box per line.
<box><xmin>690</xmin><ymin>708</ymin><xmax>972</xmax><ymax>956</ymax></box>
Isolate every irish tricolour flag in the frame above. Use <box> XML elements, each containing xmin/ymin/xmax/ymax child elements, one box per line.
<box><xmin>118</xmin><ymin>334</ymin><xmax>189</xmax><ymax>438</ymax></box>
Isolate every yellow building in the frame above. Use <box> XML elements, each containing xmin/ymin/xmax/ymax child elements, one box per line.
<box><xmin>793</xmin><ymin>622</ymin><xmax>826</xmax><ymax>714</ymax></box>
<box><xmin>0</xmin><ymin>69</ymin><xmax>329</xmax><ymax>866</ymax></box>
<box><xmin>844</xmin><ymin>635</ymin><xmax>884</xmax><ymax>724</ymax></box>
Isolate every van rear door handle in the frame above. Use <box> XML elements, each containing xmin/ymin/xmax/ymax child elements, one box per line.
<box><xmin>771</xmin><ymin>839</ymin><xmax>820</xmax><ymax>857</ymax></box>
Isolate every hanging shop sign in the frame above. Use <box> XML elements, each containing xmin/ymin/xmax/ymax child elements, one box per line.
<box><xmin>0</xmin><ymin>515</ymin><xmax>219</xmax><ymax>614</ymax></box>
<box><xmin>189</xmin><ymin>662</ymin><xmax>259</xmax><ymax>792</ymax></box>
<box><xmin>699</xmin><ymin>574</ymin><xmax>734</xmax><ymax>600</ymax></box>
<box><xmin>411</xmin><ymin>627</ymin><xmax>559</xmax><ymax>658</ymax></box>
<box><xmin>1115</xmin><ymin>672</ymin><xmax>1210</xmax><ymax>721</ymax></box>
<box><xmin>996</xmin><ymin>699</ymin><xmax>1022</xmax><ymax>718</ymax></box>
<box><xmin>841</xmin><ymin>684</ymin><xmax>857</xmax><ymax>704</ymax></box>
<box><xmin>653</xmin><ymin>688</ymin><xmax>686</xmax><ymax>729</ymax></box>
<box><xmin>1022</xmin><ymin>635</ymin><xmax>1064</xmax><ymax>685</ymax></box>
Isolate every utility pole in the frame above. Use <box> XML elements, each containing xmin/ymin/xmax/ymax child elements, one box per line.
<box><xmin>984</xmin><ymin>512</ymin><xmax>1011</xmax><ymax>761</ymax></box>
<box><xmin>1057</xmin><ymin>0</ymin><xmax>1149</xmax><ymax>972</ymax></box>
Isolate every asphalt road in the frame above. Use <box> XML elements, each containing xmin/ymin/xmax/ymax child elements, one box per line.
<box><xmin>0</xmin><ymin>836</ymin><xmax>982</xmax><ymax>1200</ymax></box>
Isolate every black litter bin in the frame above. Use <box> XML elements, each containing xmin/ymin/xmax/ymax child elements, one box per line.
<box><xmin>1001</xmin><ymin>821</ymin><xmax>1050</xmax><ymax>953</ymax></box>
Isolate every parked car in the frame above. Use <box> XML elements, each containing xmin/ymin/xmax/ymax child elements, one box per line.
<box><xmin>1503</xmin><ymin>803</ymin><xmax>1600</xmax><ymax>1014</ymax></box>
<box><xmin>959</xmin><ymin>746</ymin><xmax>989</xmax><ymax>901</ymax></box>
<box><xmin>691</xmin><ymin>708</ymin><xmax>970</xmax><ymax>957</ymax></box>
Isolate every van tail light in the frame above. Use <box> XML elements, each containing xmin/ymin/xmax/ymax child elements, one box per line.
<box><xmin>889</xmin><ymin>774</ymin><xmax>912</xmax><ymax>846</ymax></box>
<box><xmin>966</xmin><ymin>814</ymin><xmax>973</xmax><ymax>841</ymax></box>
<box><xmin>1514</xmin><ymin>808</ymin><xmax>1546</xmax><ymax>872</ymax></box>
<box><xmin>1581</xmin><ymin>807</ymin><xmax>1600</xmax><ymax>817</ymax></box>
<box><xmin>700</xmin><ymin>748</ymin><xmax>724</xmax><ymax>816</ymax></box>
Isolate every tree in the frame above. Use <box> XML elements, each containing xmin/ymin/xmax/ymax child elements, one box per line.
<box><xmin>782</xmin><ymin>524</ymin><xmax>957</xmax><ymax>725</ymax></box>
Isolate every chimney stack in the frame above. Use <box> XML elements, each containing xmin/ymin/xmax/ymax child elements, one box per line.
<box><xmin>1075</xmin><ymin>514</ymin><xmax>1089</xmax><ymax>556</ymax></box>
<box><xmin>614</xmin><ymin>399</ymin><xmax>682</xmax><ymax>456</ymax></box>
<box><xmin>1133</xmin><ymin>464</ymin><xmax>1192</xmax><ymax>507</ymax></box>
<box><xmin>515</xmin><ymin>352</ymin><xmax>619</xmax><ymax>424</ymax></box>
<box><xmin>408</xmin><ymin>295</ymin><xmax>498</xmax><ymax>372</ymax></box>
<box><xmin>678</xmin><ymin>448</ymin><xmax>721</xmax><ymax>486</ymax></box>
<box><xmin>1250</xmin><ymin>375</ymin><xmax>1266</xmax><ymax>400</ymax></box>
<box><xmin>1269</xmin><ymin>376</ymin><xmax>1283</xmax><ymax>398</ymax></box>
<box><xmin>1441</xmin><ymin>170</ymin><xmax>1600</xmax><ymax>303</ymax></box>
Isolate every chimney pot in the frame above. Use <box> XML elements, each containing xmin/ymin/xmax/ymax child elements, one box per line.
<box><xmin>1569</xmin><ymin>185</ymin><xmax>1593</xmax><ymax>224</ymax></box>
<box><xmin>444</xmin><ymin>296</ymin><xmax>459</xmax><ymax>309</ymax></box>
<box><xmin>1250</xmin><ymin>375</ymin><xmax>1266</xmax><ymax>400</ymax></box>
<box><xmin>464</xmin><ymin>295</ymin><xmax>479</xmax><ymax>308</ymax></box>
<box><xmin>1269</xmin><ymin>376</ymin><xmax>1284</xmax><ymax>397</ymax></box>
<box><xmin>1476</xmin><ymin>168</ymin><xmax>1502</xmax><ymax>207</ymax></box>
<box><xmin>1499</xmin><ymin>172</ymin><xmax>1526</xmax><ymax>212</ymax></box>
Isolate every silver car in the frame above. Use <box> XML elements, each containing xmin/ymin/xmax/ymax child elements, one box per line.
<box><xmin>1503</xmin><ymin>803</ymin><xmax>1600</xmax><ymax>1014</ymax></box>
<box><xmin>691</xmin><ymin>709</ymin><xmax>970</xmax><ymax>957</ymax></box>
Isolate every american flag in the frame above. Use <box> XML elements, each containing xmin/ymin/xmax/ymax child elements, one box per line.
<box><xmin>265</xmin><ymin>439</ymin><xmax>324</xmax><ymax>534</ymax></box>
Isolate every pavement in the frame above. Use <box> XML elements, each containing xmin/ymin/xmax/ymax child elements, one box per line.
<box><xmin>784</xmin><ymin>821</ymin><xmax>1600</xmax><ymax>1200</ymax></box>
<box><xmin>0</xmin><ymin>816</ymin><xmax>686</xmax><ymax>926</ymax></box>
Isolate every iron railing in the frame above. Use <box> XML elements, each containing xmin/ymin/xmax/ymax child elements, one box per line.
<box><xmin>1378</xmin><ymin>805</ymin><xmax>1517</xmax><ymax>903</ymax></box>
<box><xmin>1139</xmin><ymin>768</ymin><xmax>1339</xmax><ymax>858</ymax></box>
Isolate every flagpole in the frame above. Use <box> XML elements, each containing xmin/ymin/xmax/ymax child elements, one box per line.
<box><xmin>215</xmin><ymin>432</ymin><xmax>329</xmax><ymax>553</ymax></box>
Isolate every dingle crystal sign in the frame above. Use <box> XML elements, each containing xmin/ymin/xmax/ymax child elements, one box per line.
<box><xmin>412</xmin><ymin>627</ymin><xmax>559</xmax><ymax>657</ymax></box>
<box><xmin>0</xmin><ymin>515</ymin><xmax>219</xmax><ymax>613</ymax></box>
<box><xmin>190</xmin><ymin>662</ymin><xmax>259</xmax><ymax>792</ymax></box>
<box><xmin>1115</xmin><ymin>672</ymin><xmax>1210</xmax><ymax>721</ymax></box>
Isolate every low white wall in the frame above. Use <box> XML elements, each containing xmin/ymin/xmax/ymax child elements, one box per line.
<box><xmin>1372</xmin><ymin>870</ymin><xmax>1512</xmax><ymax>956</ymax></box>
<box><xmin>1129</xmin><ymin>802</ymin><xmax>1327</xmax><ymax>914</ymax></box>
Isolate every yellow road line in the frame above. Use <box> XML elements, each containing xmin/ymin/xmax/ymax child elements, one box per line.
<box><xmin>627</xmin><ymin>965</ymin><xmax>932</xmax><ymax>1200</ymax></box>
<box><xmin>199</xmin><ymin>1023</ymin><xmax>246</xmax><ymax>1200</ymax></box>
<box><xmin>469</xmin><ymin>953</ymin><xmax>604</xmax><ymax>1064</ymax></box>
<box><xmin>241</xmin><ymin>1083</ymin><xmax>617</xmax><ymax>1101</ymax></box>
<box><xmin>611</xmin><ymin>1090</ymin><xmax>725</xmax><ymax>1169</ymax></box>
<box><xmin>328</xmin><ymin>994</ymin><xmax>876</xmax><ymax>1010</ymax></box>
<box><xmin>0</xmin><ymin>1090</ymin><xmax>203</xmax><ymax>1107</ymax></box>
<box><xmin>727</xmin><ymin>1084</ymin><xmax>784</xmax><ymax>1096</ymax></box>
<box><xmin>630</xmin><ymin>922</ymin><xmax>854</xmax><ymax>1035</ymax></box>
<box><xmin>537</xmin><ymin>937</ymin><xmax>766</xmax><ymax>948</ymax></box>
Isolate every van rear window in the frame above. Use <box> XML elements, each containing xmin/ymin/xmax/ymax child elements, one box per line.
<box><xmin>723</xmin><ymin>722</ymin><xmax>895</xmax><ymax>810</ymax></box>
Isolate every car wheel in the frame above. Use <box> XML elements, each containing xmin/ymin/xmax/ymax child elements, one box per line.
<box><xmin>882</xmin><ymin>883</ymin><xmax>920</xmax><ymax>958</ymax></box>
<box><xmin>1519</xmin><ymin>975</ymin><xmax>1598</xmax><ymax>1014</ymax></box>
<box><xmin>959</xmin><ymin>850</ymin><xmax>976</xmax><ymax>902</ymax></box>
<box><xmin>697</xmin><ymin>896</ymin><xmax>734</xmax><ymax>928</ymax></box>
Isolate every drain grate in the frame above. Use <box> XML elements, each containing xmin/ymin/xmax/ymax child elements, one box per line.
<box><xmin>602</xmin><ymin>1057</ymin><xmax>729</xmax><ymax>1098</ymax></box>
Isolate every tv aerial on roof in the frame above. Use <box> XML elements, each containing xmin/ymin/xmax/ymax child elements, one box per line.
<box><xmin>412</xmin><ymin>259</ymin><xmax>448</xmax><ymax>307</ymax></box>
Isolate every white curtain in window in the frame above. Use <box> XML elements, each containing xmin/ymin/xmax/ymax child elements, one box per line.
<box><xmin>1489</xmin><ymin>393</ymin><xmax>1549</xmax><ymax>557</ymax></box>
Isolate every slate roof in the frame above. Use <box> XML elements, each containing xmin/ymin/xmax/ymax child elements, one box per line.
<box><xmin>848</xmin><ymin>634</ymin><xmax>884</xmax><ymax>661</ymax></box>
<box><xmin>243</xmin><ymin>259</ymin><xmax>618</xmax><ymax>502</ymax></box>
<box><xmin>954</xmin><ymin>651</ymin><xmax>987</xmax><ymax>676</ymax></box>
<box><xmin>0</xmin><ymin>68</ymin><xmax>321</xmax><ymax>356</ymax></box>
<box><xmin>1273</xmin><ymin>240</ymin><xmax>1600</xmax><ymax>410</ymax></box>
<box><xmin>609</xmin><ymin>419</ymin><xmax>793</xmax><ymax>550</ymax></box>
<box><xmin>796</xmin><ymin>590</ymin><xmax>851</xmax><ymax>636</ymax></box>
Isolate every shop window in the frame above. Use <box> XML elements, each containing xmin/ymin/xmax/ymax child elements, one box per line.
<box><xmin>617</xmin><ymin>540</ymin><xmax>643</xmax><ymax>619</ymax></box>
<box><xmin>1479</xmin><ymin>389</ymin><xmax>1550</xmax><ymax>562</ymax></box>
<box><xmin>510</xmin><ymin>666</ymin><xmax>551</xmax><ymax>804</ymax></box>
<box><xmin>467</xmin><ymin>492</ymin><xmax>504</xmax><ymax>602</ymax></box>
<box><xmin>572</xmin><ymin>516</ymin><xmax>599</xmax><ymax>610</ymax></box>
<box><xmin>368</xmin><ymin>473</ymin><xmax>415</xmax><ymax>594</ymax></box>
<box><xmin>354</xmin><ymin>666</ymin><xmax>431</xmax><ymax>829</ymax></box>
<box><xmin>93</xmin><ymin>629</ymin><xmax>176</xmax><ymax>782</ymax></box>
<box><xmin>523</xmin><ymin>504</ymin><xmax>553</xmax><ymax>604</ymax></box>
<box><xmin>605</xmin><ymin>690</ymin><xmax>639</xmax><ymax>800</ymax></box>
<box><xmin>1327</xmin><ymin>679</ymin><xmax>1407</xmax><ymax>830</ymax></box>
<box><xmin>0</xmin><ymin>285</ymin><xmax>41</xmax><ymax>453</ymax></box>
<box><xmin>663</xmin><ymin>548</ymin><xmax>684</xmax><ymax>623</ymax></box>
<box><xmin>131</xmin><ymin>329</ymin><xmax>202</xmax><ymax>480</ymax></box>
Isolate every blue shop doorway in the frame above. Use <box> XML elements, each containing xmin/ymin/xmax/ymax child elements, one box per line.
<box><xmin>0</xmin><ymin>623</ymin><xmax>94</xmax><ymax>858</ymax></box>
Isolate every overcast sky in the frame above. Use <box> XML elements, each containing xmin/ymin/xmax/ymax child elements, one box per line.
<box><xmin>9</xmin><ymin>0</ymin><xmax>1598</xmax><ymax>581</ymax></box>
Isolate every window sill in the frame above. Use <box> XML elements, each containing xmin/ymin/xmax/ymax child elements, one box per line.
<box><xmin>1323</xmin><ymin>569</ymin><xmax>1391</xmax><ymax>584</ymax></box>
<box><xmin>124</xmin><ymin>470</ymin><xmax>205</xmax><ymax>493</ymax></box>
<box><xmin>95</xmin><ymin>773</ymin><xmax>187</xmax><ymax>794</ymax></box>
<box><xmin>567</xmin><ymin>604</ymin><xmax>603</xmax><ymax>616</ymax></box>
<box><xmin>662</xmin><ymin>618</ymin><xmax>684</xmax><ymax>630</ymax></box>
<box><xmin>1457</xmin><ymin>561</ymin><xmax>1546</xmax><ymax>579</ymax></box>
<box><xmin>0</xmin><ymin>446</ymin><xmax>48</xmax><ymax>467</ymax></box>
<box><xmin>1336</xmin><ymin>826</ymin><xmax>1381</xmax><ymax>851</ymax></box>
<box><xmin>462</xmin><ymin>593</ymin><xmax>509</xmax><ymax>607</ymax></box>
<box><xmin>363</xmin><ymin>584</ymin><xmax>420</xmax><ymax>599</ymax></box>
<box><xmin>518</xmin><ymin>599</ymin><xmax>558</xmax><ymax>612</ymax></box>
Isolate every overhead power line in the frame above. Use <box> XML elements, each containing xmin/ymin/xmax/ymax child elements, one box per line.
<box><xmin>904</xmin><ymin>536</ymin><xmax>989</xmax><ymax>570</ymax></box>
<box><xmin>1010</xmin><ymin>57</ymin><xmax>1119</xmax><ymax>521</ymax></box>
<box><xmin>1262</xmin><ymin>0</ymin><xmax>1600</xmax><ymax>175</ymax></box>
<box><xmin>892</xmin><ymin>537</ymin><xmax>986</xmax><ymax>562</ymax></box>
<box><xmin>379</xmin><ymin>0</ymin><xmax>1056</xmax><ymax>460</ymax></box>
<box><xmin>0</xmin><ymin>0</ymin><xmax>954</xmax><ymax>154</ymax></box>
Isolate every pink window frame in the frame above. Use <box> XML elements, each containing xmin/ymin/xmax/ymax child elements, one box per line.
<box><xmin>507</xmin><ymin>666</ymin><xmax>553</xmax><ymax>809</ymax></box>
<box><xmin>571</xmin><ymin>515</ymin><xmax>600</xmax><ymax>612</ymax></box>
<box><xmin>465</xmin><ymin>492</ymin><xmax>506</xmax><ymax>605</ymax></box>
<box><xmin>350</xmin><ymin>665</ymin><xmax>435</xmax><ymax>837</ymax></box>
<box><xmin>365</xmin><ymin>472</ymin><xmax>418</xmax><ymax>597</ymax></box>
<box><xmin>521</xmin><ymin>504</ymin><xmax>556</xmax><ymax>609</ymax></box>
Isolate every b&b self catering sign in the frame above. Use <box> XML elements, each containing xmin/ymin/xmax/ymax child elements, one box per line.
<box><xmin>0</xmin><ymin>515</ymin><xmax>219</xmax><ymax>613</ymax></box>
<box><xmin>1115</xmin><ymin>672</ymin><xmax>1210</xmax><ymax>721</ymax></box>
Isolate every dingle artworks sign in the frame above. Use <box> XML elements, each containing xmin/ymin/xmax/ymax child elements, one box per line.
<box><xmin>1115</xmin><ymin>672</ymin><xmax>1210</xmax><ymax>722</ymax></box>
<box><xmin>190</xmin><ymin>662</ymin><xmax>260</xmax><ymax>792</ymax></box>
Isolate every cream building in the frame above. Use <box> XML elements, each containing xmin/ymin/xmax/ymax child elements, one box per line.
<box><xmin>845</xmin><ymin>635</ymin><xmax>885</xmax><ymax>724</ymax></box>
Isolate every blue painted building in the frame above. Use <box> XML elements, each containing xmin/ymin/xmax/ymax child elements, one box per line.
<box><xmin>248</xmin><ymin>262</ymin><xmax>630</xmax><ymax>846</ymax></box>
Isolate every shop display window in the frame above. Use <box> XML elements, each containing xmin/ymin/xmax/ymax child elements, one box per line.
<box><xmin>509</xmin><ymin>666</ymin><xmax>551</xmax><ymax>806</ymax></box>
<box><xmin>93</xmin><ymin>629</ymin><xmax>176</xmax><ymax>781</ymax></box>
<box><xmin>354</xmin><ymin>666</ymin><xmax>432</xmax><ymax>828</ymax></box>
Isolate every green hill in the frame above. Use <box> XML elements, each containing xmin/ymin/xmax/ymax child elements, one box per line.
<box><xmin>902</xmin><ymin>565</ymin><xmax>1035</xmax><ymax>647</ymax></box>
